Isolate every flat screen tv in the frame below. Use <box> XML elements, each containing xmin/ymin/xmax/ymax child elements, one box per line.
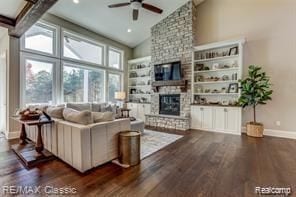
<box><xmin>154</xmin><ymin>61</ymin><xmax>182</xmax><ymax>81</ymax></box>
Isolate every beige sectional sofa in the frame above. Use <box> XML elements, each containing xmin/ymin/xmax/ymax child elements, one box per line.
<box><xmin>26</xmin><ymin>103</ymin><xmax>131</xmax><ymax>172</ymax></box>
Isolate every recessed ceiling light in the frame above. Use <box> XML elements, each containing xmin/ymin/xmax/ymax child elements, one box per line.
<box><xmin>73</xmin><ymin>0</ymin><xmax>79</xmax><ymax>4</ymax></box>
<box><xmin>127</xmin><ymin>29</ymin><xmax>132</xmax><ymax>33</ymax></box>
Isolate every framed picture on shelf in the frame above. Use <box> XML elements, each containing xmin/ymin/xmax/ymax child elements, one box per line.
<box><xmin>228</xmin><ymin>46</ymin><xmax>238</xmax><ymax>56</ymax></box>
<box><xmin>228</xmin><ymin>83</ymin><xmax>238</xmax><ymax>93</ymax></box>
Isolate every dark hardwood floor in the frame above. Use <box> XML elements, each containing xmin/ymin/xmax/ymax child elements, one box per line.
<box><xmin>0</xmin><ymin>130</ymin><xmax>296</xmax><ymax>197</ymax></box>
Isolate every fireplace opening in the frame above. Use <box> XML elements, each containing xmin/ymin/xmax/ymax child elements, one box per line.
<box><xmin>159</xmin><ymin>94</ymin><xmax>180</xmax><ymax>116</ymax></box>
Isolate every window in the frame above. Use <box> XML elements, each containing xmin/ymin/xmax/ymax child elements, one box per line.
<box><xmin>108</xmin><ymin>48</ymin><xmax>122</xmax><ymax>69</ymax></box>
<box><xmin>24</xmin><ymin>23</ymin><xmax>56</xmax><ymax>55</ymax></box>
<box><xmin>108</xmin><ymin>73</ymin><xmax>121</xmax><ymax>103</ymax></box>
<box><xmin>63</xmin><ymin>32</ymin><xmax>103</xmax><ymax>65</ymax></box>
<box><xmin>21</xmin><ymin>21</ymin><xmax>124</xmax><ymax>106</ymax></box>
<box><xmin>63</xmin><ymin>64</ymin><xmax>105</xmax><ymax>103</ymax></box>
<box><xmin>24</xmin><ymin>59</ymin><xmax>54</xmax><ymax>105</ymax></box>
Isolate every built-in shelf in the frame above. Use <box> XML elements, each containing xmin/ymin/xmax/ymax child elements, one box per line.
<box><xmin>129</xmin><ymin>94</ymin><xmax>151</xmax><ymax>96</ymax></box>
<box><xmin>129</xmin><ymin>67</ymin><xmax>151</xmax><ymax>72</ymax></box>
<box><xmin>128</xmin><ymin>56</ymin><xmax>152</xmax><ymax>103</ymax></box>
<box><xmin>191</xmin><ymin>103</ymin><xmax>241</xmax><ymax>108</ymax></box>
<box><xmin>128</xmin><ymin>85</ymin><xmax>151</xmax><ymax>88</ymax></box>
<box><xmin>129</xmin><ymin>76</ymin><xmax>150</xmax><ymax>80</ymax></box>
<box><xmin>194</xmin><ymin>80</ymin><xmax>238</xmax><ymax>85</ymax></box>
<box><xmin>194</xmin><ymin>55</ymin><xmax>239</xmax><ymax>63</ymax></box>
<box><xmin>194</xmin><ymin>67</ymin><xmax>239</xmax><ymax>73</ymax></box>
<box><xmin>193</xmin><ymin>93</ymin><xmax>239</xmax><ymax>96</ymax></box>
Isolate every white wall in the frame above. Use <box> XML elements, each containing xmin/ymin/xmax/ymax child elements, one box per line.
<box><xmin>132</xmin><ymin>38</ymin><xmax>151</xmax><ymax>59</ymax></box>
<box><xmin>196</xmin><ymin>0</ymin><xmax>296</xmax><ymax>131</ymax></box>
<box><xmin>0</xmin><ymin>30</ymin><xmax>8</xmax><ymax>136</ymax></box>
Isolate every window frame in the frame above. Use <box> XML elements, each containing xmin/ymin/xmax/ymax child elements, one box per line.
<box><xmin>20</xmin><ymin>52</ymin><xmax>60</xmax><ymax>107</ymax></box>
<box><xmin>61</xmin><ymin>29</ymin><xmax>106</xmax><ymax>67</ymax></box>
<box><xmin>107</xmin><ymin>46</ymin><xmax>124</xmax><ymax>71</ymax></box>
<box><xmin>20</xmin><ymin>20</ymin><xmax>125</xmax><ymax>106</ymax></box>
<box><xmin>20</xmin><ymin>21</ymin><xmax>60</xmax><ymax>58</ymax></box>
<box><xmin>61</xmin><ymin>61</ymin><xmax>106</xmax><ymax>104</ymax></box>
<box><xmin>106</xmin><ymin>71</ymin><xmax>123</xmax><ymax>102</ymax></box>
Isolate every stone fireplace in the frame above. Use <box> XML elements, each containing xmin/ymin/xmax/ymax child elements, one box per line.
<box><xmin>159</xmin><ymin>94</ymin><xmax>181</xmax><ymax>116</ymax></box>
<box><xmin>145</xmin><ymin>1</ymin><xmax>198</xmax><ymax>131</ymax></box>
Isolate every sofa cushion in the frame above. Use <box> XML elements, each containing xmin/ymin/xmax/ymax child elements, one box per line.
<box><xmin>66</xmin><ymin>103</ymin><xmax>91</xmax><ymax>111</ymax></box>
<box><xmin>63</xmin><ymin>108</ymin><xmax>93</xmax><ymax>125</ymax></box>
<box><xmin>101</xmin><ymin>104</ymin><xmax>117</xmax><ymax>113</ymax></box>
<box><xmin>91</xmin><ymin>103</ymin><xmax>107</xmax><ymax>112</ymax></box>
<box><xmin>92</xmin><ymin>112</ymin><xmax>115</xmax><ymax>123</ymax></box>
<box><xmin>46</xmin><ymin>107</ymin><xmax>64</xmax><ymax>119</ymax></box>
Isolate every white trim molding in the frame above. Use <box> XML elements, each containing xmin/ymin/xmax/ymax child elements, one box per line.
<box><xmin>5</xmin><ymin>131</ymin><xmax>20</xmax><ymax>140</ymax></box>
<box><xmin>242</xmin><ymin>127</ymin><xmax>296</xmax><ymax>140</ymax></box>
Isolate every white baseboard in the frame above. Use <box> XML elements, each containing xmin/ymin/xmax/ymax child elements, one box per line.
<box><xmin>5</xmin><ymin>131</ymin><xmax>20</xmax><ymax>140</ymax></box>
<box><xmin>242</xmin><ymin>127</ymin><xmax>296</xmax><ymax>140</ymax></box>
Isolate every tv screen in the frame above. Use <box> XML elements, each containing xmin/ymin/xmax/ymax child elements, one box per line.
<box><xmin>154</xmin><ymin>61</ymin><xmax>181</xmax><ymax>81</ymax></box>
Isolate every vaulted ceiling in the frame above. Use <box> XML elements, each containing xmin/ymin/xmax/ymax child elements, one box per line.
<box><xmin>49</xmin><ymin>0</ymin><xmax>191</xmax><ymax>48</ymax></box>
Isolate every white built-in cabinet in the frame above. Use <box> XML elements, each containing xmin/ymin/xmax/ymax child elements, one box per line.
<box><xmin>127</xmin><ymin>103</ymin><xmax>151</xmax><ymax>122</ymax></box>
<box><xmin>191</xmin><ymin>39</ymin><xmax>245</xmax><ymax>135</ymax></box>
<box><xmin>191</xmin><ymin>105</ymin><xmax>242</xmax><ymax>135</ymax></box>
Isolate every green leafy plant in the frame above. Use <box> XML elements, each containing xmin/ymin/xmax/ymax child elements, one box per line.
<box><xmin>239</xmin><ymin>65</ymin><xmax>273</xmax><ymax>124</ymax></box>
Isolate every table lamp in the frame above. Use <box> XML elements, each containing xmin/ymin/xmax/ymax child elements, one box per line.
<box><xmin>115</xmin><ymin>91</ymin><xmax>127</xmax><ymax>108</ymax></box>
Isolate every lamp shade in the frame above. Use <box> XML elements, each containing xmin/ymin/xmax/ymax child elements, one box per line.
<box><xmin>115</xmin><ymin>92</ymin><xmax>126</xmax><ymax>100</ymax></box>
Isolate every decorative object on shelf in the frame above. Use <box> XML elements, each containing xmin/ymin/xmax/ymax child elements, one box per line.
<box><xmin>228</xmin><ymin>46</ymin><xmax>239</xmax><ymax>56</ymax></box>
<box><xmin>228</xmin><ymin>83</ymin><xmax>238</xmax><ymax>93</ymax></box>
<box><xmin>239</xmin><ymin>65</ymin><xmax>273</xmax><ymax>138</ymax></box>
<box><xmin>212</xmin><ymin>89</ymin><xmax>220</xmax><ymax>94</ymax></box>
<box><xmin>197</xmin><ymin>75</ymin><xmax>204</xmax><ymax>82</ymax></box>
<box><xmin>221</xmin><ymin>100</ymin><xmax>229</xmax><ymax>106</ymax></box>
<box><xmin>222</xmin><ymin>75</ymin><xmax>230</xmax><ymax>81</ymax></box>
<box><xmin>115</xmin><ymin>91</ymin><xmax>127</xmax><ymax>108</ymax></box>
<box><xmin>205</xmin><ymin>89</ymin><xmax>211</xmax><ymax>93</ymax></box>
<box><xmin>221</xmin><ymin>87</ymin><xmax>227</xmax><ymax>93</ymax></box>
<box><xmin>200</xmin><ymin>98</ymin><xmax>207</xmax><ymax>105</ymax></box>
<box><xmin>195</xmin><ymin>63</ymin><xmax>204</xmax><ymax>71</ymax></box>
<box><xmin>212</xmin><ymin>63</ymin><xmax>219</xmax><ymax>70</ymax></box>
<box><xmin>221</xmin><ymin>64</ymin><xmax>230</xmax><ymax>69</ymax></box>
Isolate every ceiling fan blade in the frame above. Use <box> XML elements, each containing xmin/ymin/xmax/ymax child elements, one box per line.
<box><xmin>133</xmin><ymin>9</ymin><xmax>139</xmax><ymax>21</ymax></box>
<box><xmin>142</xmin><ymin>3</ymin><xmax>163</xmax><ymax>14</ymax></box>
<box><xmin>108</xmin><ymin>3</ymin><xmax>130</xmax><ymax>8</ymax></box>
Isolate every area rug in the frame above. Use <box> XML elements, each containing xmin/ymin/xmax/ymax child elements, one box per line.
<box><xmin>140</xmin><ymin>130</ymin><xmax>183</xmax><ymax>159</ymax></box>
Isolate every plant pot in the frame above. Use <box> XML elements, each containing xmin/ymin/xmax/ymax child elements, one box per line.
<box><xmin>246</xmin><ymin>122</ymin><xmax>264</xmax><ymax>137</ymax></box>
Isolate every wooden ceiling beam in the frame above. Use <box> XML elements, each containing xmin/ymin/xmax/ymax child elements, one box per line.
<box><xmin>9</xmin><ymin>0</ymin><xmax>58</xmax><ymax>38</ymax></box>
<box><xmin>0</xmin><ymin>15</ymin><xmax>15</xmax><ymax>29</ymax></box>
<box><xmin>24</xmin><ymin>0</ymin><xmax>39</xmax><ymax>4</ymax></box>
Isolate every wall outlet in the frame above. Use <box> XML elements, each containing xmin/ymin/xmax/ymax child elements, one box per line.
<box><xmin>276</xmin><ymin>121</ymin><xmax>281</xmax><ymax>126</ymax></box>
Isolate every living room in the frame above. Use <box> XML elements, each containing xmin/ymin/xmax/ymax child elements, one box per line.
<box><xmin>0</xmin><ymin>0</ymin><xmax>295</xmax><ymax>196</ymax></box>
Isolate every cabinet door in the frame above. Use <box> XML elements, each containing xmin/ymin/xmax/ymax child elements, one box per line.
<box><xmin>127</xmin><ymin>103</ymin><xmax>138</xmax><ymax>118</ymax></box>
<box><xmin>137</xmin><ymin>104</ymin><xmax>145</xmax><ymax>121</ymax></box>
<box><xmin>215</xmin><ymin>108</ymin><xmax>226</xmax><ymax>131</ymax></box>
<box><xmin>225</xmin><ymin>108</ymin><xmax>239</xmax><ymax>133</ymax></box>
<box><xmin>191</xmin><ymin>106</ymin><xmax>202</xmax><ymax>129</ymax></box>
<box><xmin>202</xmin><ymin>107</ymin><xmax>213</xmax><ymax>130</ymax></box>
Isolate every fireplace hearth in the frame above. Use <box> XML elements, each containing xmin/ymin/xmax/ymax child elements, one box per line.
<box><xmin>159</xmin><ymin>94</ymin><xmax>181</xmax><ymax>116</ymax></box>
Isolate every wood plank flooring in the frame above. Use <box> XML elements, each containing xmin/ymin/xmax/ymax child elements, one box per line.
<box><xmin>0</xmin><ymin>130</ymin><xmax>296</xmax><ymax>197</ymax></box>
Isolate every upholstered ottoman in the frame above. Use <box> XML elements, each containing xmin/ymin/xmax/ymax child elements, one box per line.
<box><xmin>130</xmin><ymin>120</ymin><xmax>145</xmax><ymax>133</ymax></box>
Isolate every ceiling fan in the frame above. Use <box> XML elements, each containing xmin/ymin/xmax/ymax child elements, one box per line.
<box><xmin>108</xmin><ymin>0</ymin><xmax>163</xmax><ymax>21</ymax></box>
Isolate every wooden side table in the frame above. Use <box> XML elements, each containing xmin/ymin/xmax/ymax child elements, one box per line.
<box><xmin>11</xmin><ymin>117</ymin><xmax>55</xmax><ymax>168</ymax></box>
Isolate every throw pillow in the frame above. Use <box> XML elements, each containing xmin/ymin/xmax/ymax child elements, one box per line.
<box><xmin>46</xmin><ymin>107</ymin><xmax>64</xmax><ymax>119</ymax></box>
<box><xmin>63</xmin><ymin>108</ymin><xmax>93</xmax><ymax>125</ymax></box>
<box><xmin>92</xmin><ymin>112</ymin><xmax>115</xmax><ymax>123</ymax></box>
<box><xmin>66</xmin><ymin>103</ymin><xmax>91</xmax><ymax>111</ymax></box>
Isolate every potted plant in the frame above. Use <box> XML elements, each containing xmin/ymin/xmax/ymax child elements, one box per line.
<box><xmin>239</xmin><ymin>65</ymin><xmax>273</xmax><ymax>137</ymax></box>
